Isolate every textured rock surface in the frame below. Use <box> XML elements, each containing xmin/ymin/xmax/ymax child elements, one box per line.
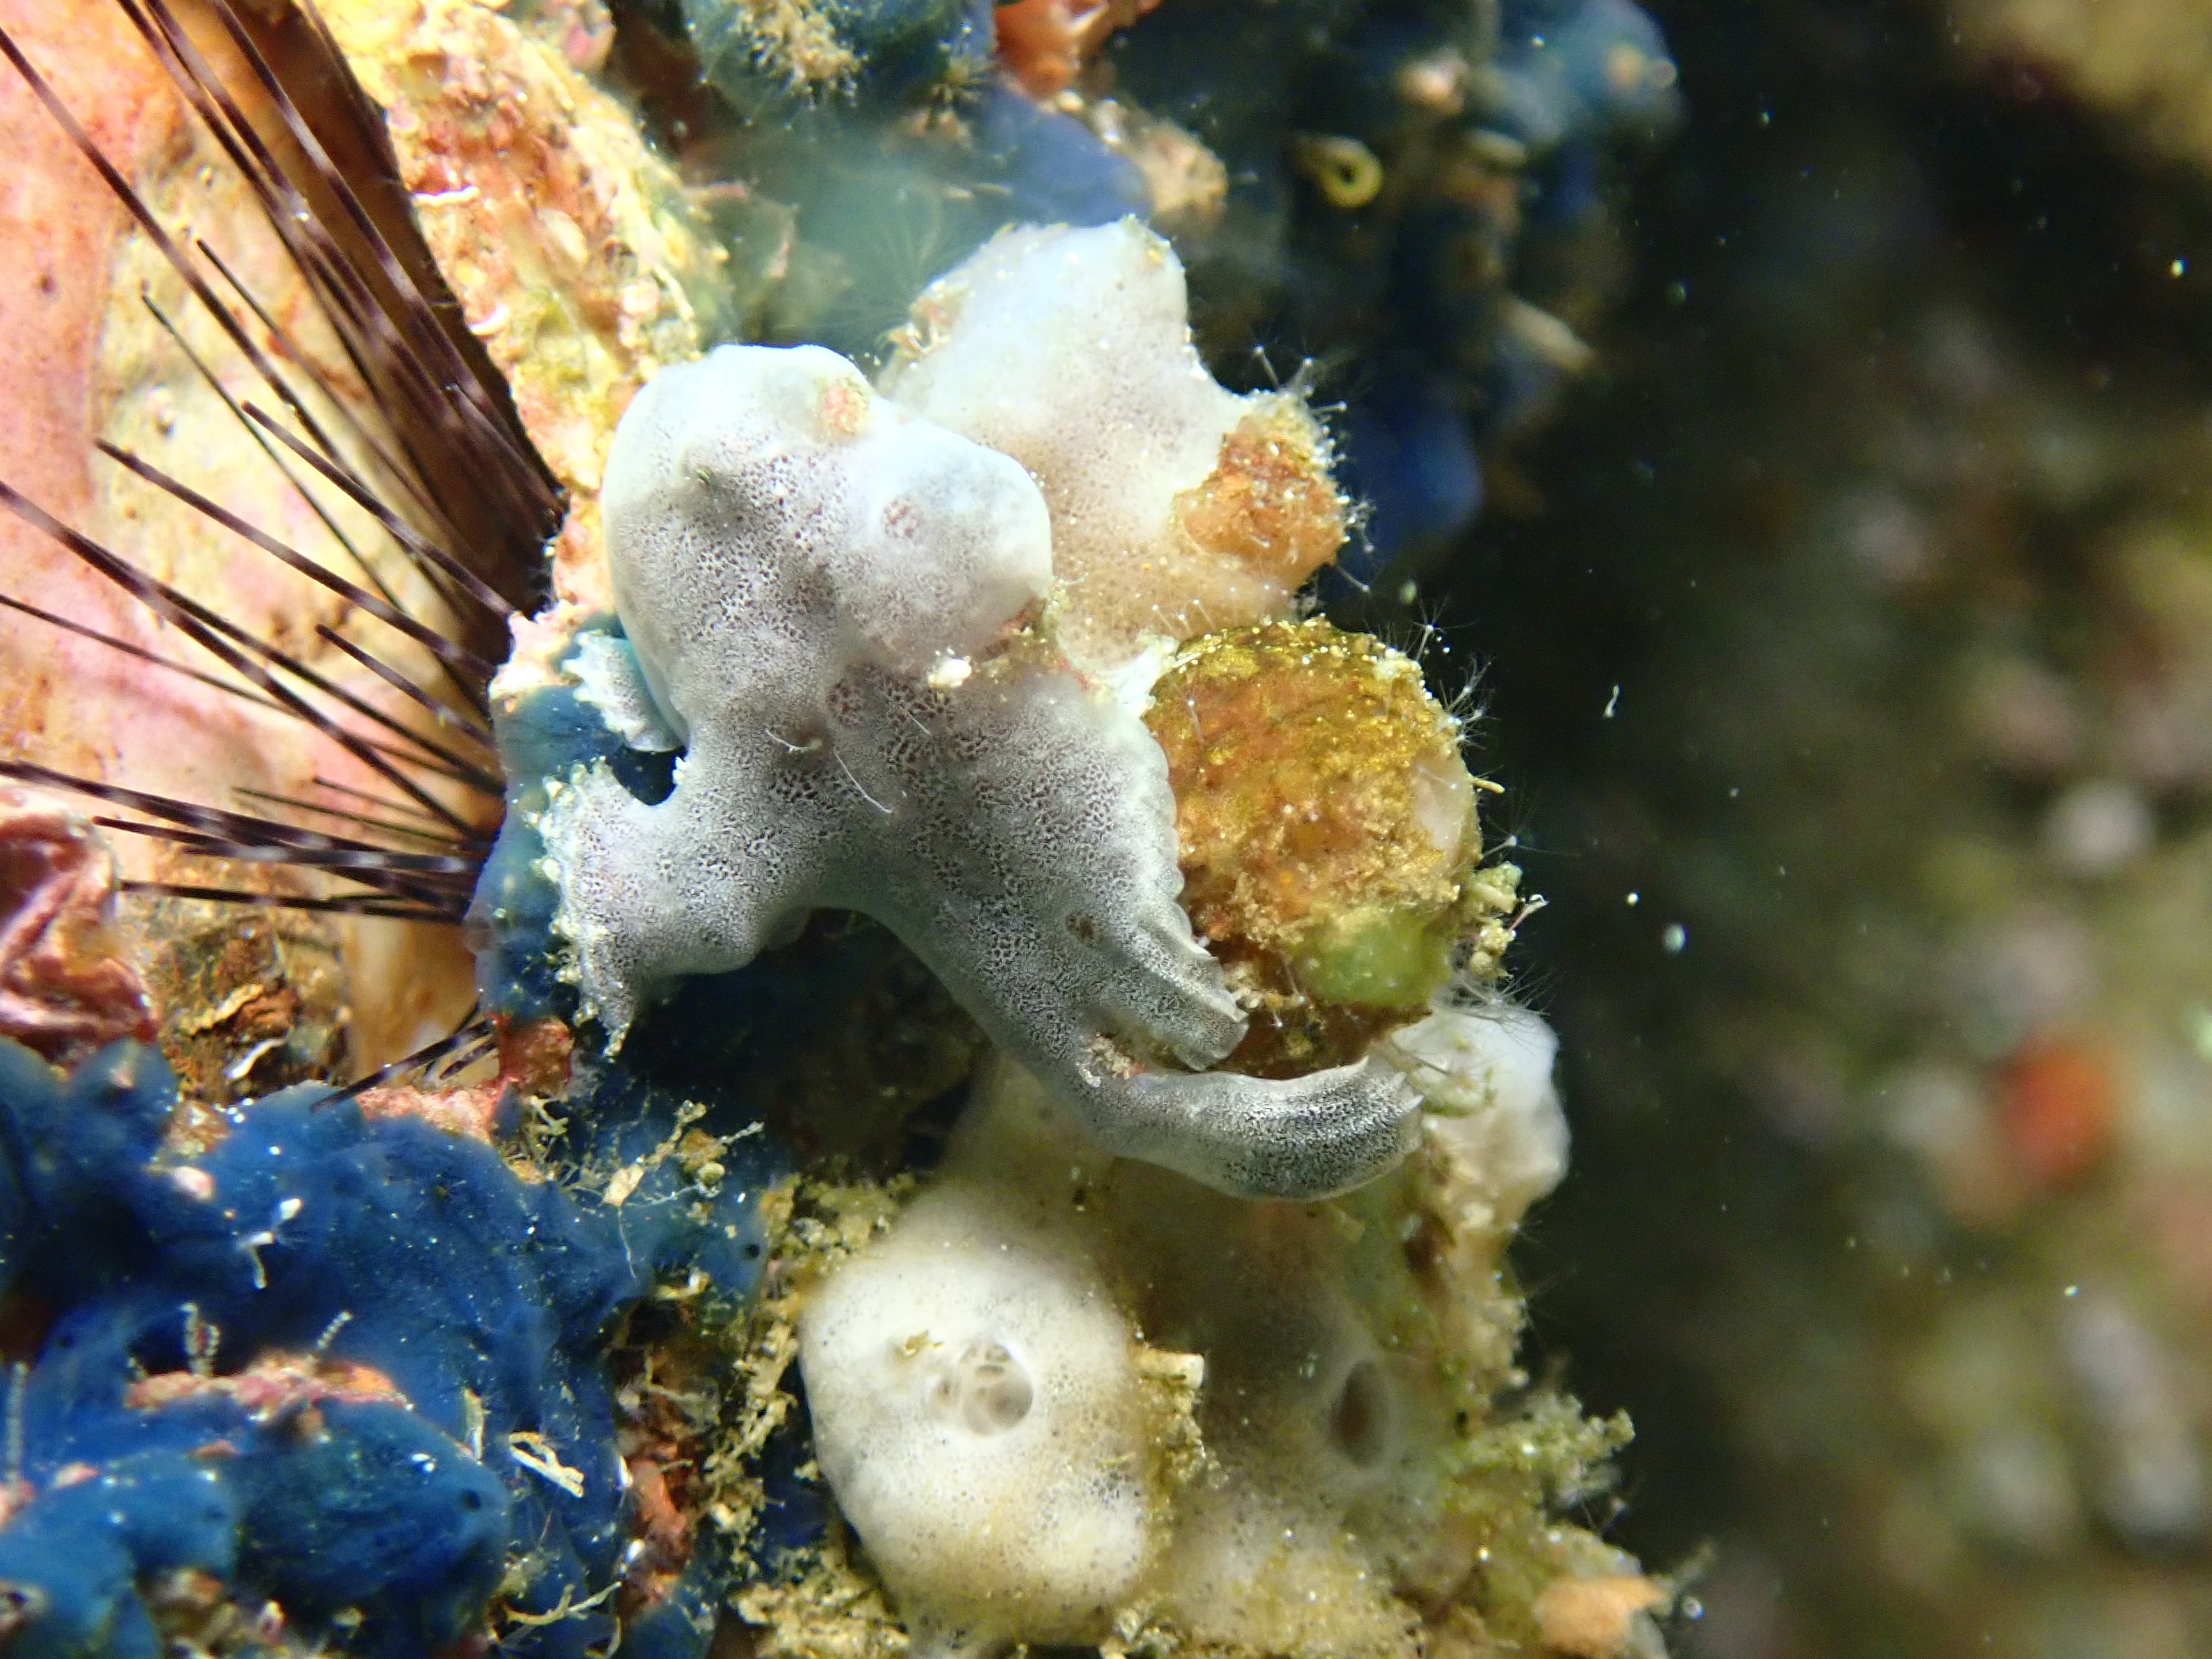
<box><xmin>323</xmin><ymin>0</ymin><xmax>737</xmax><ymax>612</ymax></box>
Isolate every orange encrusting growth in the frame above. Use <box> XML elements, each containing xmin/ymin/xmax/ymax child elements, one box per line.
<box><xmin>994</xmin><ymin>0</ymin><xmax>1164</xmax><ymax>100</ymax></box>
<box><xmin>1995</xmin><ymin>1033</ymin><xmax>2118</xmax><ymax>1189</ymax></box>
<box><xmin>0</xmin><ymin>785</ymin><xmax>156</xmax><ymax>1062</ymax></box>
<box><xmin>1146</xmin><ymin>618</ymin><xmax>1504</xmax><ymax>1076</ymax></box>
<box><xmin>126</xmin><ymin>1351</ymin><xmax>407</xmax><ymax>1415</ymax></box>
<box><xmin>1173</xmin><ymin>402</ymin><xmax>1349</xmax><ymax>587</ymax></box>
<box><xmin>1530</xmin><ymin>1572</ymin><xmax>1669</xmax><ymax>1658</ymax></box>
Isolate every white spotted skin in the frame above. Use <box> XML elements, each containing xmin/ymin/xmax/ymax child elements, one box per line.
<box><xmin>541</xmin><ymin>343</ymin><xmax>1418</xmax><ymax>1199</ymax></box>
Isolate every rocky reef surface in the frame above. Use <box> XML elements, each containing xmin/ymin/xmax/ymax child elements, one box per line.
<box><xmin>0</xmin><ymin>2</ymin><xmax>1681</xmax><ymax>1657</ymax></box>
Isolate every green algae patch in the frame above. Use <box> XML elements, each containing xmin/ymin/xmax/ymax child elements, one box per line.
<box><xmin>1293</xmin><ymin>900</ymin><xmax>1464</xmax><ymax>1010</ymax></box>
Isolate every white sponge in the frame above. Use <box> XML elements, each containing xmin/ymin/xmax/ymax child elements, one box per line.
<box><xmin>1384</xmin><ymin>1001</ymin><xmax>1571</xmax><ymax>1228</ymax></box>
<box><xmin>798</xmin><ymin>1184</ymin><xmax>1156</xmax><ymax>1656</ymax></box>
<box><xmin>882</xmin><ymin>220</ymin><xmax>1346</xmax><ymax>672</ymax></box>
